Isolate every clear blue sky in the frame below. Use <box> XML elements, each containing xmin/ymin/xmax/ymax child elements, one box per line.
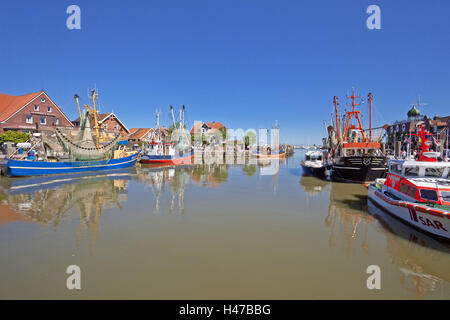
<box><xmin>1</xmin><ymin>0</ymin><xmax>449</xmax><ymax>144</ymax></box>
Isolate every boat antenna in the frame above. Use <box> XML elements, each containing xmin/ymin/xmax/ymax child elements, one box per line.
<box><xmin>74</xmin><ymin>94</ymin><xmax>82</xmax><ymax>120</ymax></box>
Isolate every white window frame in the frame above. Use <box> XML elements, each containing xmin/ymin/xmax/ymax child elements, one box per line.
<box><xmin>54</xmin><ymin>118</ymin><xmax>59</xmax><ymax>125</ymax></box>
<box><xmin>34</xmin><ymin>105</ymin><xmax>39</xmax><ymax>111</ymax></box>
<box><xmin>40</xmin><ymin>117</ymin><xmax>46</xmax><ymax>125</ymax></box>
<box><xmin>47</xmin><ymin>106</ymin><xmax>52</xmax><ymax>112</ymax></box>
<box><xmin>26</xmin><ymin>115</ymin><xmax>33</xmax><ymax>124</ymax></box>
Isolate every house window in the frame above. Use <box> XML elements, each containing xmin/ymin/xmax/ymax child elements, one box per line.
<box><xmin>104</xmin><ymin>123</ymin><xmax>108</xmax><ymax>130</ymax></box>
<box><xmin>47</xmin><ymin>106</ymin><xmax>52</xmax><ymax>112</ymax></box>
<box><xmin>54</xmin><ymin>118</ymin><xmax>59</xmax><ymax>125</ymax></box>
<box><xmin>40</xmin><ymin>117</ymin><xmax>46</xmax><ymax>125</ymax></box>
<box><xmin>34</xmin><ymin>105</ymin><xmax>39</xmax><ymax>111</ymax></box>
<box><xmin>114</xmin><ymin>124</ymin><xmax>119</xmax><ymax>131</ymax></box>
<box><xmin>402</xmin><ymin>124</ymin><xmax>406</xmax><ymax>132</ymax></box>
<box><xmin>41</xmin><ymin>98</ymin><xmax>46</xmax><ymax>103</ymax></box>
<box><xmin>26</xmin><ymin>115</ymin><xmax>33</xmax><ymax>124</ymax></box>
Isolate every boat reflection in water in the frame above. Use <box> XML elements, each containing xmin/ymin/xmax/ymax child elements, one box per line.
<box><xmin>305</xmin><ymin>177</ymin><xmax>450</xmax><ymax>299</ymax></box>
<box><xmin>299</xmin><ymin>176</ymin><xmax>329</xmax><ymax>198</ymax></box>
<box><xmin>368</xmin><ymin>200</ymin><xmax>450</xmax><ymax>299</ymax></box>
<box><xmin>0</xmin><ymin>168</ymin><xmax>136</xmax><ymax>251</ymax></box>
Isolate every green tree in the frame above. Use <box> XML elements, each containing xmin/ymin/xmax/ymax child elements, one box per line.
<box><xmin>0</xmin><ymin>131</ymin><xmax>29</xmax><ymax>145</ymax></box>
<box><xmin>244</xmin><ymin>131</ymin><xmax>257</xmax><ymax>149</ymax></box>
<box><xmin>218</xmin><ymin>127</ymin><xmax>227</xmax><ymax>141</ymax></box>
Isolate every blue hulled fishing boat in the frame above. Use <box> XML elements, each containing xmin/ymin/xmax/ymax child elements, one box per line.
<box><xmin>4</xmin><ymin>152</ymin><xmax>139</xmax><ymax>177</ymax></box>
<box><xmin>2</xmin><ymin>90</ymin><xmax>139</xmax><ymax>177</ymax></box>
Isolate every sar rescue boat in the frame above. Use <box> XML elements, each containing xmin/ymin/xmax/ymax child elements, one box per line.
<box><xmin>368</xmin><ymin>124</ymin><xmax>450</xmax><ymax>240</ymax></box>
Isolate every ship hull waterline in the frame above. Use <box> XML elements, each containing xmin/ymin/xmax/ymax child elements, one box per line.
<box><xmin>140</xmin><ymin>152</ymin><xmax>193</xmax><ymax>165</ymax></box>
<box><xmin>331</xmin><ymin>156</ymin><xmax>387</xmax><ymax>183</ymax></box>
<box><xmin>3</xmin><ymin>153</ymin><xmax>139</xmax><ymax>177</ymax></box>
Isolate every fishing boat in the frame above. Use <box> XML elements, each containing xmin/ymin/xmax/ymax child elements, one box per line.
<box><xmin>368</xmin><ymin>124</ymin><xmax>450</xmax><ymax>240</ymax></box>
<box><xmin>252</xmin><ymin>121</ymin><xmax>285</xmax><ymax>159</ymax></box>
<box><xmin>3</xmin><ymin>90</ymin><xmax>139</xmax><ymax>177</ymax></box>
<box><xmin>301</xmin><ymin>150</ymin><xmax>326</xmax><ymax>178</ymax></box>
<box><xmin>140</xmin><ymin>105</ymin><xmax>193</xmax><ymax>165</ymax></box>
<box><xmin>327</xmin><ymin>89</ymin><xmax>388</xmax><ymax>183</ymax></box>
<box><xmin>254</xmin><ymin>149</ymin><xmax>286</xmax><ymax>159</ymax></box>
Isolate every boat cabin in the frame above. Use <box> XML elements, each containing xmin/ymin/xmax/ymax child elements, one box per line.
<box><xmin>385</xmin><ymin>159</ymin><xmax>450</xmax><ymax>206</ymax></box>
<box><xmin>305</xmin><ymin>151</ymin><xmax>323</xmax><ymax>161</ymax></box>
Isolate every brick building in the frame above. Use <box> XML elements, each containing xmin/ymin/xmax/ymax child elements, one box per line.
<box><xmin>385</xmin><ymin>105</ymin><xmax>450</xmax><ymax>151</ymax></box>
<box><xmin>0</xmin><ymin>91</ymin><xmax>73</xmax><ymax>133</ymax></box>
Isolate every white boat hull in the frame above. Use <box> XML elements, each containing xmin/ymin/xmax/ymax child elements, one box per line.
<box><xmin>368</xmin><ymin>185</ymin><xmax>450</xmax><ymax>240</ymax></box>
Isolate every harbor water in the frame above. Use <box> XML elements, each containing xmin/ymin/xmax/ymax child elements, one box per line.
<box><xmin>0</xmin><ymin>150</ymin><xmax>449</xmax><ymax>299</ymax></box>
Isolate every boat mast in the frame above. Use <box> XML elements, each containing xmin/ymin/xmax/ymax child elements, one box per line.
<box><xmin>333</xmin><ymin>96</ymin><xmax>340</xmax><ymax>143</ymax></box>
<box><xmin>343</xmin><ymin>87</ymin><xmax>366</xmax><ymax>142</ymax></box>
<box><xmin>90</xmin><ymin>89</ymin><xmax>100</xmax><ymax>148</ymax></box>
<box><xmin>156</xmin><ymin>110</ymin><xmax>160</xmax><ymax>141</ymax></box>
<box><xmin>368</xmin><ymin>92</ymin><xmax>373</xmax><ymax>141</ymax></box>
<box><xmin>170</xmin><ymin>105</ymin><xmax>176</xmax><ymax>127</ymax></box>
<box><xmin>74</xmin><ymin>94</ymin><xmax>82</xmax><ymax>121</ymax></box>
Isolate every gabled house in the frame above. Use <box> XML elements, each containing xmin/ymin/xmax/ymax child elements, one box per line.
<box><xmin>190</xmin><ymin>121</ymin><xmax>225</xmax><ymax>145</ymax></box>
<box><xmin>0</xmin><ymin>90</ymin><xmax>73</xmax><ymax>133</ymax></box>
<box><xmin>72</xmin><ymin>112</ymin><xmax>130</xmax><ymax>138</ymax></box>
<box><xmin>128</xmin><ymin>127</ymin><xmax>169</xmax><ymax>145</ymax></box>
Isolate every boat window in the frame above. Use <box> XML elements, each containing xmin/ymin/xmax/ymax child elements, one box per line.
<box><xmin>400</xmin><ymin>183</ymin><xmax>405</xmax><ymax>193</ymax></box>
<box><xmin>390</xmin><ymin>163</ymin><xmax>401</xmax><ymax>174</ymax></box>
<box><xmin>419</xmin><ymin>189</ymin><xmax>438</xmax><ymax>202</ymax></box>
<box><xmin>404</xmin><ymin>166</ymin><xmax>419</xmax><ymax>176</ymax></box>
<box><xmin>440</xmin><ymin>191</ymin><xmax>450</xmax><ymax>202</ymax></box>
<box><xmin>425</xmin><ymin>167</ymin><xmax>444</xmax><ymax>177</ymax></box>
<box><xmin>405</xmin><ymin>185</ymin><xmax>411</xmax><ymax>195</ymax></box>
<box><xmin>410</xmin><ymin>187</ymin><xmax>417</xmax><ymax>198</ymax></box>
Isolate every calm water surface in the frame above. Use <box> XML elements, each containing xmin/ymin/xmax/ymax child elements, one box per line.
<box><xmin>0</xmin><ymin>150</ymin><xmax>449</xmax><ymax>299</ymax></box>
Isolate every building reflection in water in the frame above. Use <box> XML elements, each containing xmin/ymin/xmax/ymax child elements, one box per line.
<box><xmin>299</xmin><ymin>175</ymin><xmax>450</xmax><ymax>299</ymax></box>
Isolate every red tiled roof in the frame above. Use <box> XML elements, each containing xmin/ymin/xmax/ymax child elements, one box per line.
<box><xmin>190</xmin><ymin>122</ymin><xmax>224</xmax><ymax>134</ymax></box>
<box><xmin>128</xmin><ymin>127</ymin><xmax>169</xmax><ymax>140</ymax></box>
<box><xmin>0</xmin><ymin>91</ymin><xmax>42</xmax><ymax>122</ymax></box>
<box><xmin>128</xmin><ymin>128</ymin><xmax>151</xmax><ymax>140</ymax></box>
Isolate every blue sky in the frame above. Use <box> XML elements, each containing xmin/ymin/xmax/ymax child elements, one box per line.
<box><xmin>1</xmin><ymin>0</ymin><xmax>449</xmax><ymax>144</ymax></box>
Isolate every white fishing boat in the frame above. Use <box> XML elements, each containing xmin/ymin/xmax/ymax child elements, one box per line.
<box><xmin>301</xmin><ymin>150</ymin><xmax>325</xmax><ymax>178</ymax></box>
